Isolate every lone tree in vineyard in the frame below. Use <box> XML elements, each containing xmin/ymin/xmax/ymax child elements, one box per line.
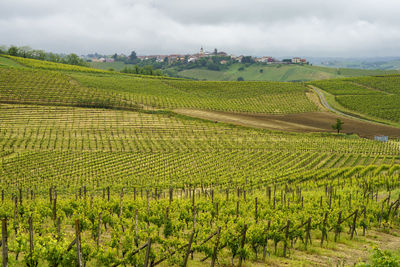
<box><xmin>332</xmin><ymin>118</ymin><xmax>344</xmax><ymax>134</ymax></box>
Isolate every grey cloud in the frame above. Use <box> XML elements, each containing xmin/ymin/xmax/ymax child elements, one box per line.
<box><xmin>0</xmin><ymin>0</ymin><xmax>400</xmax><ymax>56</ymax></box>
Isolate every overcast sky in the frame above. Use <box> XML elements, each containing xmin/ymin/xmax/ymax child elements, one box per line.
<box><xmin>1</xmin><ymin>0</ymin><xmax>400</xmax><ymax>57</ymax></box>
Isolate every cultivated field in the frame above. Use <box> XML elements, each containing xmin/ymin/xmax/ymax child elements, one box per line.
<box><xmin>1</xmin><ymin>55</ymin><xmax>400</xmax><ymax>266</ymax></box>
<box><xmin>310</xmin><ymin>75</ymin><xmax>400</xmax><ymax>125</ymax></box>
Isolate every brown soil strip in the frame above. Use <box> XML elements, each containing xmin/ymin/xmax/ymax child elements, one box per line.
<box><xmin>174</xmin><ymin>109</ymin><xmax>400</xmax><ymax>139</ymax></box>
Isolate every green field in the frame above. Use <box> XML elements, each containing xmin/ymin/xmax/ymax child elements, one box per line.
<box><xmin>170</xmin><ymin>63</ymin><xmax>398</xmax><ymax>82</ymax></box>
<box><xmin>88</xmin><ymin>60</ymin><xmax>399</xmax><ymax>82</ymax></box>
<box><xmin>1</xmin><ymin>55</ymin><xmax>400</xmax><ymax>266</ymax></box>
<box><xmin>310</xmin><ymin>75</ymin><xmax>400</xmax><ymax>125</ymax></box>
<box><xmin>90</xmin><ymin>61</ymin><xmax>129</xmax><ymax>71</ymax></box>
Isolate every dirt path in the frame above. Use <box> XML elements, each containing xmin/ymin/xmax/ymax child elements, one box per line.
<box><xmin>174</xmin><ymin>109</ymin><xmax>400</xmax><ymax>139</ymax></box>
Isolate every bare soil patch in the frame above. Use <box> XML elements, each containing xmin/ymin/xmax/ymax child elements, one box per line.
<box><xmin>175</xmin><ymin>109</ymin><xmax>400</xmax><ymax>139</ymax></box>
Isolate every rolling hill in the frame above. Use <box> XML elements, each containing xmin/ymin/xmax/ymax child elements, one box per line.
<box><xmin>89</xmin><ymin>60</ymin><xmax>399</xmax><ymax>82</ymax></box>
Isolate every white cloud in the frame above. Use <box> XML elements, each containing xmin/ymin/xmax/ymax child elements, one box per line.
<box><xmin>0</xmin><ymin>0</ymin><xmax>400</xmax><ymax>56</ymax></box>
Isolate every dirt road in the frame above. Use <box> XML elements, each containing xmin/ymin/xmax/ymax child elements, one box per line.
<box><xmin>175</xmin><ymin>109</ymin><xmax>400</xmax><ymax>139</ymax></box>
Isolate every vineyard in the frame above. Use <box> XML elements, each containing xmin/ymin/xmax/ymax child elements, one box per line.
<box><xmin>1</xmin><ymin>57</ymin><xmax>400</xmax><ymax>266</ymax></box>
<box><xmin>310</xmin><ymin>75</ymin><xmax>400</xmax><ymax>124</ymax></box>
<box><xmin>71</xmin><ymin>72</ymin><xmax>318</xmax><ymax>113</ymax></box>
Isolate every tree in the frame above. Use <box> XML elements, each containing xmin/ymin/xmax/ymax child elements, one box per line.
<box><xmin>129</xmin><ymin>51</ymin><xmax>137</xmax><ymax>60</ymax></box>
<box><xmin>331</xmin><ymin>119</ymin><xmax>344</xmax><ymax>134</ymax></box>
<box><xmin>64</xmin><ymin>53</ymin><xmax>81</xmax><ymax>65</ymax></box>
<box><xmin>8</xmin><ymin>46</ymin><xmax>19</xmax><ymax>56</ymax></box>
<box><xmin>214</xmin><ymin>48</ymin><xmax>218</xmax><ymax>55</ymax></box>
<box><xmin>241</xmin><ymin>56</ymin><xmax>253</xmax><ymax>64</ymax></box>
<box><xmin>237</xmin><ymin>77</ymin><xmax>244</xmax><ymax>81</ymax></box>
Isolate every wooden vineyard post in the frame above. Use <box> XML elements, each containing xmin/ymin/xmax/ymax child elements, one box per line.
<box><xmin>210</xmin><ymin>227</ymin><xmax>221</xmax><ymax>267</ymax></box>
<box><xmin>57</xmin><ymin>217</ymin><xmax>61</xmax><ymax>241</ymax></box>
<box><xmin>350</xmin><ymin>209</ymin><xmax>358</xmax><ymax>240</ymax></box>
<box><xmin>334</xmin><ymin>211</ymin><xmax>342</xmax><ymax>242</ymax></box>
<box><xmin>28</xmin><ymin>216</ymin><xmax>37</xmax><ymax>266</ymax></box>
<box><xmin>75</xmin><ymin>220</ymin><xmax>83</xmax><ymax>267</ymax></box>
<box><xmin>1</xmin><ymin>190</ymin><xmax>3</xmax><ymax>203</ymax></box>
<box><xmin>362</xmin><ymin>207</ymin><xmax>367</xmax><ymax>236</ymax></box>
<box><xmin>107</xmin><ymin>186</ymin><xmax>110</xmax><ymax>202</ymax></box>
<box><xmin>144</xmin><ymin>237</ymin><xmax>152</xmax><ymax>267</ymax></box>
<box><xmin>19</xmin><ymin>188</ymin><xmax>22</xmax><ymax>206</ymax></box>
<box><xmin>183</xmin><ymin>230</ymin><xmax>195</xmax><ymax>267</ymax></box>
<box><xmin>283</xmin><ymin>220</ymin><xmax>290</xmax><ymax>257</ymax></box>
<box><xmin>320</xmin><ymin>212</ymin><xmax>328</xmax><ymax>247</ymax></box>
<box><xmin>2</xmin><ymin>218</ymin><xmax>8</xmax><ymax>267</ymax></box>
<box><xmin>169</xmin><ymin>187</ymin><xmax>173</xmax><ymax>204</ymax></box>
<box><xmin>53</xmin><ymin>189</ymin><xmax>57</xmax><ymax>221</ymax></box>
<box><xmin>273</xmin><ymin>187</ymin><xmax>276</xmax><ymax>209</ymax></box>
<box><xmin>236</xmin><ymin>201</ymin><xmax>239</xmax><ymax>218</ymax></box>
<box><xmin>305</xmin><ymin>217</ymin><xmax>312</xmax><ymax>249</ymax></box>
<box><xmin>238</xmin><ymin>224</ymin><xmax>247</xmax><ymax>267</ymax></box>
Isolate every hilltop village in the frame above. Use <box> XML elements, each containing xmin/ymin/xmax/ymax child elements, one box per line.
<box><xmin>87</xmin><ymin>47</ymin><xmax>308</xmax><ymax>65</ymax></box>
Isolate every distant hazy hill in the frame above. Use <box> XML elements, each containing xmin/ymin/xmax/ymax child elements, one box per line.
<box><xmin>309</xmin><ymin>57</ymin><xmax>400</xmax><ymax>70</ymax></box>
<box><xmin>90</xmin><ymin>61</ymin><xmax>397</xmax><ymax>82</ymax></box>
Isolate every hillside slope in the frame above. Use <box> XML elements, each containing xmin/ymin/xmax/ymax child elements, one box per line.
<box><xmin>169</xmin><ymin>63</ymin><xmax>398</xmax><ymax>81</ymax></box>
<box><xmin>310</xmin><ymin>75</ymin><xmax>400</xmax><ymax>126</ymax></box>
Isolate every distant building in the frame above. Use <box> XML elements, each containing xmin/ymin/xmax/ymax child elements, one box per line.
<box><xmin>91</xmin><ymin>57</ymin><xmax>106</xmax><ymax>62</ymax></box>
<box><xmin>255</xmin><ymin>56</ymin><xmax>275</xmax><ymax>63</ymax></box>
<box><xmin>292</xmin><ymin>57</ymin><xmax>307</xmax><ymax>64</ymax></box>
<box><xmin>374</xmin><ymin>136</ymin><xmax>388</xmax><ymax>142</ymax></box>
<box><xmin>233</xmin><ymin>55</ymin><xmax>244</xmax><ymax>62</ymax></box>
<box><xmin>292</xmin><ymin>57</ymin><xmax>302</xmax><ymax>63</ymax></box>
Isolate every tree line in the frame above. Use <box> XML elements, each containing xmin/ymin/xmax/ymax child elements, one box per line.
<box><xmin>0</xmin><ymin>45</ymin><xmax>89</xmax><ymax>67</ymax></box>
